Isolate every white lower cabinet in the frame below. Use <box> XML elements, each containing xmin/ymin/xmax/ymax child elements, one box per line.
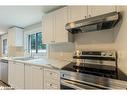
<box><xmin>8</xmin><ymin>60</ymin><xmax>60</xmax><ymax>90</ymax></box>
<box><xmin>24</xmin><ymin>64</ymin><xmax>32</xmax><ymax>89</ymax></box>
<box><xmin>8</xmin><ymin>61</ymin><xmax>24</xmax><ymax>89</ymax></box>
<box><xmin>25</xmin><ymin>64</ymin><xmax>43</xmax><ymax>89</ymax></box>
<box><xmin>44</xmin><ymin>68</ymin><xmax>60</xmax><ymax>89</ymax></box>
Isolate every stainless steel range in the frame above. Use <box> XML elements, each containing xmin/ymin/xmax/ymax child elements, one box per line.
<box><xmin>60</xmin><ymin>50</ymin><xmax>127</xmax><ymax>89</ymax></box>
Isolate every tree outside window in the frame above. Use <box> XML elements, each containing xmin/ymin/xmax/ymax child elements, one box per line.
<box><xmin>28</xmin><ymin>32</ymin><xmax>46</xmax><ymax>53</ymax></box>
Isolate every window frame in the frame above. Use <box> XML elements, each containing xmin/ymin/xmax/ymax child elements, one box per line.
<box><xmin>28</xmin><ymin>32</ymin><xmax>46</xmax><ymax>54</ymax></box>
<box><xmin>24</xmin><ymin>28</ymin><xmax>47</xmax><ymax>56</ymax></box>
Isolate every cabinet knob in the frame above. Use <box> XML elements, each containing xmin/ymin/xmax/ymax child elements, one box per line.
<box><xmin>50</xmin><ymin>72</ymin><xmax>52</xmax><ymax>75</ymax></box>
<box><xmin>50</xmin><ymin>84</ymin><xmax>52</xmax><ymax>86</ymax></box>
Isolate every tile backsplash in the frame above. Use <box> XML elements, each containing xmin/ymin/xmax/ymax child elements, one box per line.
<box><xmin>74</xmin><ymin>29</ymin><xmax>115</xmax><ymax>51</ymax></box>
<box><xmin>48</xmin><ymin>29</ymin><xmax>115</xmax><ymax>61</ymax></box>
<box><xmin>48</xmin><ymin>43</ymin><xmax>75</xmax><ymax>61</ymax></box>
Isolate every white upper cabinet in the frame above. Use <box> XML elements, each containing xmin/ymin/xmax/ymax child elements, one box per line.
<box><xmin>68</xmin><ymin>6</ymin><xmax>88</xmax><ymax>22</ymax></box>
<box><xmin>42</xmin><ymin>6</ymin><xmax>117</xmax><ymax>44</ymax></box>
<box><xmin>88</xmin><ymin>6</ymin><xmax>116</xmax><ymax>17</ymax></box>
<box><xmin>8</xmin><ymin>27</ymin><xmax>23</xmax><ymax>47</ymax></box>
<box><xmin>43</xmin><ymin>12</ymin><xmax>55</xmax><ymax>44</ymax></box>
<box><xmin>54</xmin><ymin>7</ymin><xmax>70</xmax><ymax>43</ymax></box>
<box><xmin>42</xmin><ymin>7</ymin><xmax>73</xmax><ymax>44</ymax></box>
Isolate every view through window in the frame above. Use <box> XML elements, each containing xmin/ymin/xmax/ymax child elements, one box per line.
<box><xmin>3</xmin><ymin>39</ymin><xmax>7</xmax><ymax>54</ymax></box>
<box><xmin>28</xmin><ymin>32</ymin><xmax>46</xmax><ymax>53</ymax></box>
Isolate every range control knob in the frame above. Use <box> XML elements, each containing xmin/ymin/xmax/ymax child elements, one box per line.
<box><xmin>108</xmin><ymin>52</ymin><xmax>113</xmax><ymax>57</ymax></box>
<box><xmin>101</xmin><ymin>52</ymin><xmax>106</xmax><ymax>56</ymax></box>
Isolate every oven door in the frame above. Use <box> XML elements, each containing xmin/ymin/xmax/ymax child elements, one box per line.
<box><xmin>60</xmin><ymin>79</ymin><xmax>105</xmax><ymax>90</ymax></box>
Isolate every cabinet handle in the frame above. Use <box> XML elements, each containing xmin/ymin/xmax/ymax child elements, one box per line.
<box><xmin>50</xmin><ymin>84</ymin><xmax>52</xmax><ymax>86</ymax></box>
<box><xmin>85</xmin><ymin>16</ymin><xmax>87</xmax><ymax>19</ymax></box>
<box><xmin>89</xmin><ymin>14</ymin><xmax>91</xmax><ymax>17</ymax></box>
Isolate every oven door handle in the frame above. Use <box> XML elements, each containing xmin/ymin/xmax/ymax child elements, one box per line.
<box><xmin>61</xmin><ymin>79</ymin><xmax>85</xmax><ymax>90</ymax></box>
<box><xmin>61</xmin><ymin>79</ymin><xmax>104</xmax><ymax>90</ymax></box>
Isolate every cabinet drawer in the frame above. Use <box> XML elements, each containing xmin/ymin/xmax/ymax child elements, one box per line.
<box><xmin>44</xmin><ymin>81</ymin><xmax>60</xmax><ymax>89</ymax></box>
<box><xmin>44</xmin><ymin>68</ymin><xmax>60</xmax><ymax>81</ymax></box>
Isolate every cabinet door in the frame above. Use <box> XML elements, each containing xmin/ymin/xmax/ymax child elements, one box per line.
<box><xmin>68</xmin><ymin>6</ymin><xmax>88</xmax><ymax>22</ymax></box>
<box><xmin>25</xmin><ymin>64</ymin><xmax>32</xmax><ymax>89</ymax></box>
<box><xmin>54</xmin><ymin>7</ymin><xmax>69</xmax><ymax>43</ymax></box>
<box><xmin>88</xmin><ymin>6</ymin><xmax>116</xmax><ymax>17</ymax></box>
<box><xmin>8</xmin><ymin>27</ymin><xmax>23</xmax><ymax>47</ymax></box>
<box><xmin>8</xmin><ymin>61</ymin><xmax>24</xmax><ymax>89</ymax></box>
<box><xmin>15</xmin><ymin>28</ymin><xmax>23</xmax><ymax>46</ymax></box>
<box><xmin>43</xmin><ymin>12</ymin><xmax>55</xmax><ymax>44</ymax></box>
<box><xmin>32</xmin><ymin>66</ymin><xmax>43</xmax><ymax>89</ymax></box>
<box><xmin>1</xmin><ymin>62</ymin><xmax>8</xmax><ymax>83</ymax></box>
<box><xmin>8</xmin><ymin>61</ymin><xmax>15</xmax><ymax>88</ymax></box>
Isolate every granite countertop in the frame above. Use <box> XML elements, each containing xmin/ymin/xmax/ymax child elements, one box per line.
<box><xmin>2</xmin><ymin>57</ymin><xmax>70</xmax><ymax>70</ymax></box>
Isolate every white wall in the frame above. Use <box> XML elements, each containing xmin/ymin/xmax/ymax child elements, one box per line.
<box><xmin>48</xmin><ymin>43</ymin><xmax>75</xmax><ymax>61</ymax></box>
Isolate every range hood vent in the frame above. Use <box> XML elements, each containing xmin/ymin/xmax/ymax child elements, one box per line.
<box><xmin>65</xmin><ymin>12</ymin><xmax>121</xmax><ymax>34</ymax></box>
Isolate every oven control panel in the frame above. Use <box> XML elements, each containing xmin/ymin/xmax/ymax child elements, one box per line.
<box><xmin>101</xmin><ymin>51</ymin><xmax>116</xmax><ymax>57</ymax></box>
<box><xmin>74</xmin><ymin>50</ymin><xmax>116</xmax><ymax>58</ymax></box>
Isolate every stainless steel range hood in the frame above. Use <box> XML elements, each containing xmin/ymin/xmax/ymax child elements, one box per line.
<box><xmin>65</xmin><ymin>12</ymin><xmax>120</xmax><ymax>34</ymax></box>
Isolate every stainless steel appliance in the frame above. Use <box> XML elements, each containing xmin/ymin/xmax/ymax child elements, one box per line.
<box><xmin>60</xmin><ymin>50</ymin><xmax>127</xmax><ymax>89</ymax></box>
<box><xmin>66</xmin><ymin>12</ymin><xmax>121</xmax><ymax>34</ymax></box>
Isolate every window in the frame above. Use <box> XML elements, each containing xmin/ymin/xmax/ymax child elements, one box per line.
<box><xmin>28</xmin><ymin>32</ymin><xmax>46</xmax><ymax>53</ymax></box>
<box><xmin>3</xmin><ymin>39</ymin><xmax>7</xmax><ymax>54</ymax></box>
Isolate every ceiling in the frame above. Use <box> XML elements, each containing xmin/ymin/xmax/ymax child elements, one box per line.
<box><xmin>0</xmin><ymin>6</ymin><xmax>62</xmax><ymax>34</ymax></box>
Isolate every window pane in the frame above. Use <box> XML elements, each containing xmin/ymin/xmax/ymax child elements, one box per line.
<box><xmin>37</xmin><ymin>32</ymin><xmax>46</xmax><ymax>50</ymax></box>
<box><xmin>3</xmin><ymin>39</ymin><xmax>7</xmax><ymax>54</ymax></box>
<box><xmin>27</xmin><ymin>32</ymin><xmax>47</xmax><ymax>54</ymax></box>
<box><xmin>31</xmin><ymin>34</ymin><xmax>36</xmax><ymax>50</ymax></box>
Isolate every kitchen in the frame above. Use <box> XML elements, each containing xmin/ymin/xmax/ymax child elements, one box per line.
<box><xmin>0</xmin><ymin>6</ymin><xmax>127</xmax><ymax>90</ymax></box>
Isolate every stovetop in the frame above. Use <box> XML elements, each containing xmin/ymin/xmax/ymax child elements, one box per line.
<box><xmin>61</xmin><ymin>62</ymin><xmax>127</xmax><ymax>81</ymax></box>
